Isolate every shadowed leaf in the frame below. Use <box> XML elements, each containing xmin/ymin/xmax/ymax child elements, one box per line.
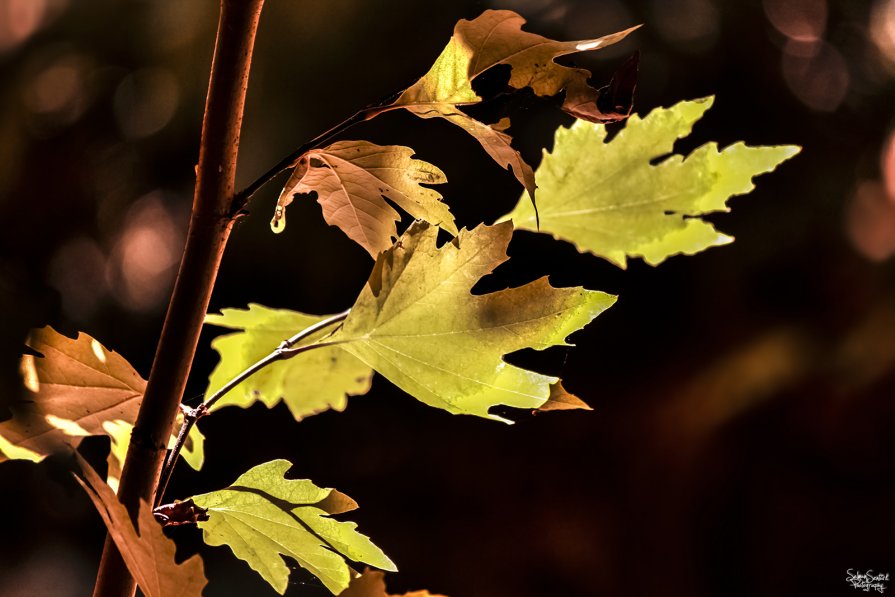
<box><xmin>0</xmin><ymin>328</ymin><xmax>204</xmax><ymax>488</ymax></box>
<box><xmin>72</xmin><ymin>451</ymin><xmax>207</xmax><ymax>597</ymax></box>
<box><xmin>330</xmin><ymin>221</ymin><xmax>615</xmax><ymax>422</ymax></box>
<box><xmin>0</xmin><ymin>328</ymin><xmax>144</xmax><ymax>463</ymax></box>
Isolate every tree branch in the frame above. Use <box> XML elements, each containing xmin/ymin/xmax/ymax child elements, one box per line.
<box><xmin>92</xmin><ymin>1</ymin><xmax>265</xmax><ymax>595</ymax></box>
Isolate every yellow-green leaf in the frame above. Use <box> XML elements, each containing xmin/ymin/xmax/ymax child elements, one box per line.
<box><xmin>205</xmin><ymin>305</ymin><xmax>373</xmax><ymax>421</ymax></box>
<box><xmin>273</xmin><ymin>141</ymin><xmax>456</xmax><ymax>257</ymax></box>
<box><xmin>72</xmin><ymin>451</ymin><xmax>207</xmax><ymax>597</ymax></box>
<box><xmin>190</xmin><ymin>459</ymin><xmax>395</xmax><ymax>595</ymax></box>
<box><xmin>502</xmin><ymin>97</ymin><xmax>801</xmax><ymax>267</ymax></box>
<box><xmin>330</xmin><ymin>221</ymin><xmax>615</xmax><ymax>423</ymax></box>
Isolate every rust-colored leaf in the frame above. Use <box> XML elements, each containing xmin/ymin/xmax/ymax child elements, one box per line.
<box><xmin>565</xmin><ymin>51</ymin><xmax>640</xmax><ymax>123</ymax></box>
<box><xmin>404</xmin><ymin>107</ymin><xmax>535</xmax><ymax>199</ymax></box>
<box><xmin>72</xmin><ymin>451</ymin><xmax>207</xmax><ymax>597</ymax></box>
<box><xmin>341</xmin><ymin>569</ymin><xmax>448</xmax><ymax>597</ymax></box>
<box><xmin>535</xmin><ymin>381</ymin><xmax>592</xmax><ymax>413</ymax></box>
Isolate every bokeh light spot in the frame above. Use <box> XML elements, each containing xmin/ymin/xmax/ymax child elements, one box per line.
<box><xmin>108</xmin><ymin>193</ymin><xmax>180</xmax><ymax>312</ymax></box>
<box><xmin>763</xmin><ymin>0</ymin><xmax>827</xmax><ymax>43</ymax></box>
<box><xmin>47</xmin><ymin>236</ymin><xmax>108</xmax><ymax>320</ymax></box>
<box><xmin>113</xmin><ymin>69</ymin><xmax>179</xmax><ymax>139</ymax></box>
<box><xmin>781</xmin><ymin>40</ymin><xmax>849</xmax><ymax>112</ymax></box>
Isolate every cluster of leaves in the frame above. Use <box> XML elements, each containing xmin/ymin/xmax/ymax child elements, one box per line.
<box><xmin>0</xmin><ymin>9</ymin><xmax>798</xmax><ymax>597</ymax></box>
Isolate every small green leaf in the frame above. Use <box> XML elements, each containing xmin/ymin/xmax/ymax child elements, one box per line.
<box><xmin>190</xmin><ymin>459</ymin><xmax>395</xmax><ymax>595</ymax></box>
<box><xmin>502</xmin><ymin>97</ymin><xmax>801</xmax><ymax>267</ymax></box>
<box><xmin>205</xmin><ymin>305</ymin><xmax>373</xmax><ymax>421</ymax></box>
<box><xmin>330</xmin><ymin>221</ymin><xmax>615</xmax><ymax>423</ymax></box>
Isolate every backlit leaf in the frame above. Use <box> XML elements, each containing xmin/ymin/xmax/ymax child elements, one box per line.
<box><xmin>205</xmin><ymin>305</ymin><xmax>373</xmax><ymax>421</ymax></box>
<box><xmin>502</xmin><ymin>97</ymin><xmax>801</xmax><ymax>267</ymax></box>
<box><xmin>0</xmin><ymin>327</ymin><xmax>144</xmax><ymax>463</ymax></box>
<box><xmin>72</xmin><ymin>451</ymin><xmax>207</xmax><ymax>597</ymax></box>
<box><xmin>0</xmin><ymin>327</ymin><xmax>204</xmax><ymax>489</ymax></box>
<box><xmin>190</xmin><ymin>459</ymin><xmax>395</xmax><ymax>595</ymax></box>
<box><xmin>381</xmin><ymin>10</ymin><xmax>636</xmax><ymax>199</ymax></box>
<box><xmin>330</xmin><ymin>221</ymin><xmax>615</xmax><ymax>422</ymax></box>
<box><xmin>392</xmin><ymin>10</ymin><xmax>638</xmax><ymax>121</ymax></box>
<box><xmin>273</xmin><ymin>141</ymin><xmax>456</xmax><ymax>257</ymax></box>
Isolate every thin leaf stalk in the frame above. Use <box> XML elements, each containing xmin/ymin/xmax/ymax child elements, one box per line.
<box><xmin>154</xmin><ymin>310</ymin><xmax>350</xmax><ymax>505</ymax></box>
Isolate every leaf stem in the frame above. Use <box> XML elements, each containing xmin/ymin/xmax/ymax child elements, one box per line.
<box><xmin>230</xmin><ymin>94</ymin><xmax>401</xmax><ymax>218</ymax></box>
<box><xmin>154</xmin><ymin>310</ymin><xmax>350</xmax><ymax>506</ymax></box>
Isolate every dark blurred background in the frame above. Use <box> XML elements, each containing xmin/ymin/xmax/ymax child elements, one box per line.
<box><xmin>1</xmin><ymin>0</ymin><xmax>894</xmax><ymax>595</ymax></box>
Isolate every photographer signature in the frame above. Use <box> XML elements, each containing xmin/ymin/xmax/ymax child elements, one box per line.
<box><xmin>847</xmin><ymin>569</ymin><xmax>889</xmax><ymax>593</ymax></box>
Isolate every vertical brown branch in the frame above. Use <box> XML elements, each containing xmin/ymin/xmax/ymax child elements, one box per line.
<box><xmin>92</xmin><ymin>1</ymin><xmax>265</xmax><ymax>595</ymax></box>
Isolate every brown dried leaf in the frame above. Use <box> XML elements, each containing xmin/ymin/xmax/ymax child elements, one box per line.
<box><xmin>405</xmin><ymin>106</ymin><xmax>535</xmax><ymax>199</ymax></box>
<box><xmin>382</xmin><ymin>10</ymin><xmax>637</xmax><ymax>201</ymax></box>
<box><xmin>536</xmin><ymin>381</ymin><xmax>592</xmax><ymax>412</ymax></box>
<box><xmin>341</xmin><ymin>569</ymin><xmax>448</xmax><ymax>597</ymax></box>
<box><xmin>565</xmin><ymin>52</ymin><xmax>640</xmax><ymax>123</ymax></box>
<box><xmin>72</xmin><ymin>451</ymin><xmax>207</xmax><ymax>597</ymax></box>
<box><xmin>450</xmin><ymin>9</ymin><xmax>639</xmax><ymax>121</ymax></box>
<box><xmin>0</xmin><ymin>327</ymin><xmax>144</xmax><ymax>463</ymax></box>
<box><xmin>274</xmin><ymin>141</ymin><xmax>456</xmax><ymax>257</ymax></box>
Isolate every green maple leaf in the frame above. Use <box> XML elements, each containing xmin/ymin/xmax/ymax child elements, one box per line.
<box><xmin>205</xmin><ymin>305</ymin><xmax>373</xmax><ymax>421</ymax></box>
<box><xmin>190</xmin><ymin>459</ymin><xmax>395</xmax><ymax>595</ymax></box>
<box><xmin>501</xmin><ymin>97</ymin><xmax>801</xmax><ymax>267</ymax></box>
<box><xmin>329</xmin><ymin>221</ymin><xmax>615</xmax><ymax>422</ymax></box>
